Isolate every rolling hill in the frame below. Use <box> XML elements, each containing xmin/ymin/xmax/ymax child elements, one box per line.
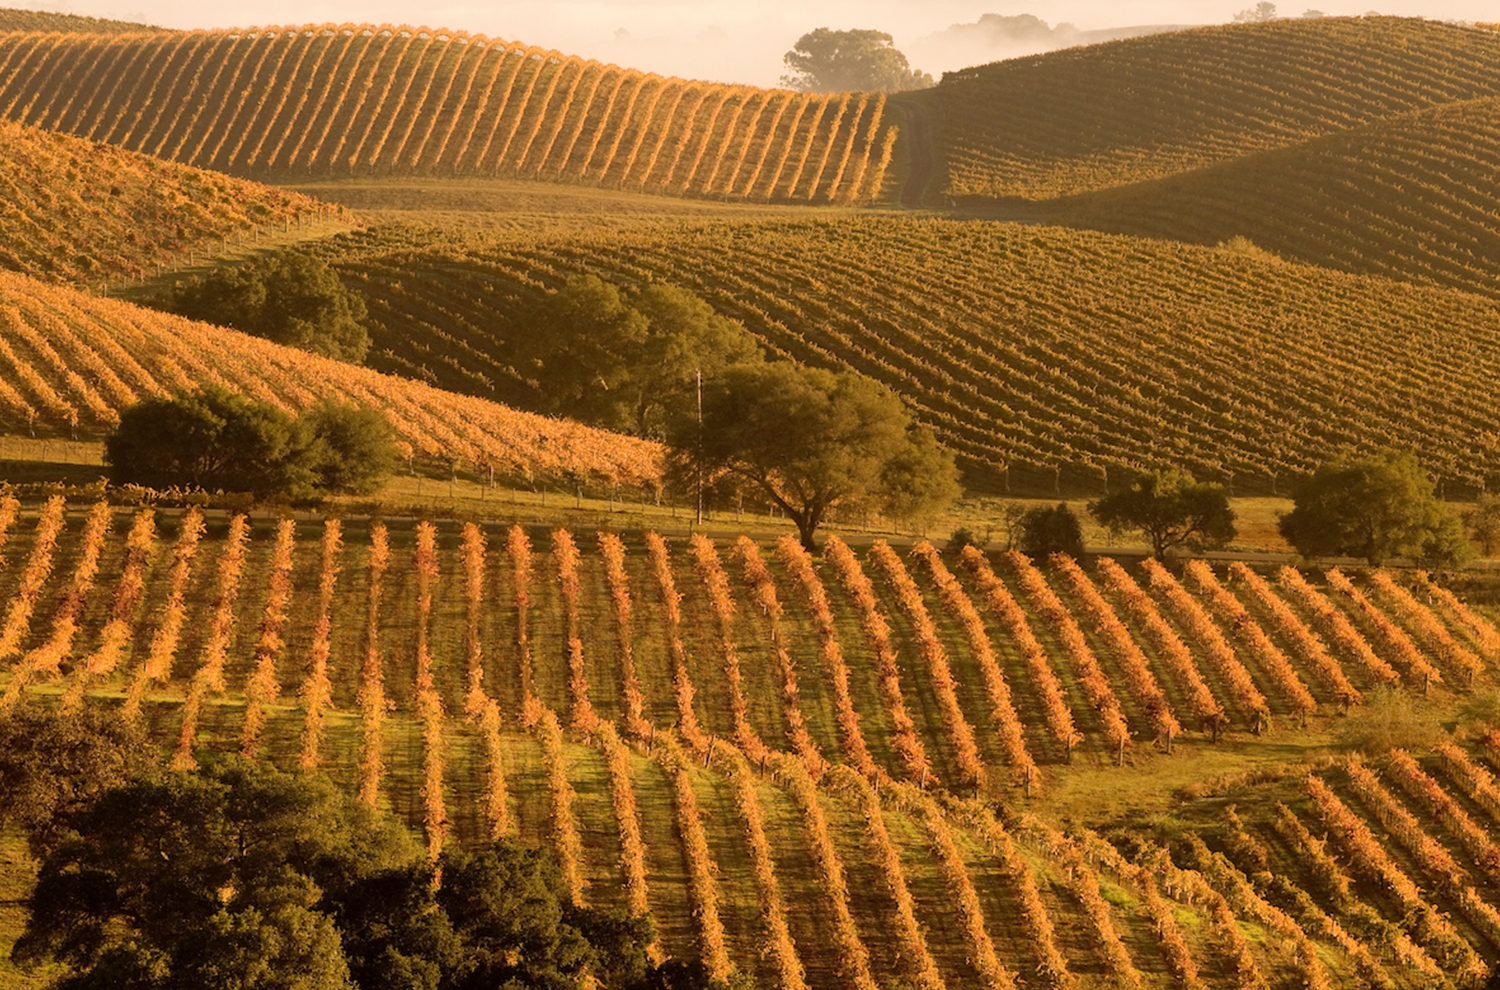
<box><xmin>1048</xmin><ymin>96</ymin><xmax>1500</xmax><ymax>305</ymax></box>
<box><xmin>929</xmin><ymin>17</ymin><xmax>1500</xmax><ymax>202</ymax></box>
<box><xmin>0</xmin><ymin>7</ymin><xmax>158</xmax><ymax>33</ymax></box>
<box><xmin>0</xmin><ymin>269</ymin><xmax>659</xmax><ymax>486</ymax></box>
<box><xmin>0</xmin><ymin>119</ymin><xmax>341</xmax><ymax>286</ymax></box>
<box><xmin>0</xmin><ymin>24</ymin><xmax>897</xmax><ymax>204</ymax></box>
<box><xmin>317</xmin><ymin>216</ymin><xmax>1500</xmax><ymax>495</ymax></box>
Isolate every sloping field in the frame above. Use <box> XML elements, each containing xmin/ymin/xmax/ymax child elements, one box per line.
<box><xmin>0</xmin><ymin>25</ymin><xmax>897</xmax><ymax>204</ymax></box>
<box><xmin>0</xmin><ymin>120</ymin><xmax>338</xmax><ymax>286</ymax></box>
<box><xmin>0</xmin><ymin>270</ymin><xmax>659</xmax><ymax>485</ymax></box>
<box><xmin>0</xmin><ymin>7</ymin><xmax>157</xmax><ymax>33</ymax></box>
<box><xmin>1051</xmin><ymin>96</ymin><xmax>1500</xmax><ymax>304</ymax></box>
<box><xmin>931</xmin><ymin>17</ymin><xmax>1500</xmax><ymax>201</ymax></box>
<box><xmin>322</xmin><ymin>217</ymin><xmax>1500</xmax><ymax>494</ymax></box>
<box><xmin>0</xmin><ymin>501</ymin><xmax>1495</xmax><ymax>988</ymax></box>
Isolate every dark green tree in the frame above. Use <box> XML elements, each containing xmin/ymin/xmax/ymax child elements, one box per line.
<box><xmin>0</xmin><ymin>708</ymin><xmax>155</xmax><ymax>856</ymax></box>
<box><xmin>1089</xmin><ymin>469</ymin><xmax>1235</xmax><ymax>558</ymax></box>
<box><xmin>12</xmin><ymin>758</ymin><xmax>675</xmax><ymax>990</ymax></box>
<box><xmin>781</xmin><ymin>28</ymin><xmax>934</xmax><ymax>92</ymax></box>
<box><xmin>301</xmin><ymin>401</ymin><xmax>397</xmax><ymax>496</ymax></box>
<box><xmin>1016</xmin><ymin>503</ymin><xmax>1085</xmax><ymax>559</ymax></box>
<box><xmin>104</xmin><ymin>386</ymin><xmax>315</xmax><ymax>499</ymax></box>
<box><xmin>12</xmin><ymin>757</ymin><xmax>414</xmax><ymax>990</ymax></box>
<box><xmin>158</xmin><ymin>250</ymin><xmax>369</xmax><ymax>362</ymax></box>
<box><xmin>1279</xmin><ymin>449</ymin><xmax>1472</xmax><ymax>566</ymax></box>
<box><xmin>105</xmin><ymin>390</ymin><xmax>395</xmax><ymax>500</ymax></box>
<box><xmin>516</xmin><ymin>277</ymin><xmax>761</xmax><ymax>436</ymax></box>
<box><xmin>1464</xmin><ymin>493</ymin><xmax>1500</xmax><ymax>557</ymax></box>
<box><xmin>667</xmin><ymin>362</ymin><xmax>959</xmax><ymax>550</ymax></box>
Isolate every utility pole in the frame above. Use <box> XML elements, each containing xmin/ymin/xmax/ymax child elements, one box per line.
<box><xmin>695</xmin><ymin>368</ymin><xmax>704</xmax><ymax>527</ymax></box>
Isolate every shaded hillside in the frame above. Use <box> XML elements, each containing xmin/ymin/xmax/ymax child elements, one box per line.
<box><xmin>0</xmin><ymin>25</ymin><xmax>897</xmax><ymax>204</ymax></box>
<box><xmin>1051</xmin><ymin>96</ymin><xmax>1500</xmax><ymax>304</ymax></box>
<box><xmin>0</xmin><ymin>6</ymin><xmax>157</xmax><ymax>33</ymax></box>
<box><xmin>321</xmin><ymin>217</ymin><xmax>1500</xmax><ymax>495</ymax></box>
<box><xmin>932</xmin><ymin>17</ymin><xmax>1500</xmax><ymax>201</ymax></box>
<box><xmin>0</xmin><ymin>270</ymin><xmax>659</xmax><ymax>486</ymax></box>
<box><xmin>0</xmin><ymin>120</ymin><xmax>337</xmax><ymax>286</ymax></box>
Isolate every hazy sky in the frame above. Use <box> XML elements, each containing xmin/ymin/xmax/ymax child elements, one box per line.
<box><xmin>21</xmin><ymin>0</ymin><xmax>1495</xmax><ymax>85</ymax></box>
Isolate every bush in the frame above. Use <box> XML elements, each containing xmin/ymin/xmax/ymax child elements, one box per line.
<box><xmin>105</xmin><ymin>388</ymin><xmax>395</xmax><ymax>500</ymax></box>
<box><xmin>1279</xmin><ymin>449</ymin><xmax>1472</xmax><ymax>566</ymax></box>
<box><xmin>1016</xmin><ymin>503</ymin><xmax>1084</xmax><ymax>559</ymax></box>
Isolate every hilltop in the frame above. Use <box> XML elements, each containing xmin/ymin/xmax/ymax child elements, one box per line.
<box><xmin>929</xmin><ymin>17</ymin><xmax>1500</xmax><ymax>201</ymax></box>
<box><xmin>0</xmin><ymin>24</ymin><xmax>897</xmax><ymax>204</ymax></box>
<box><xmin>316</xmin><ymin>216</ymin><xmax>1500</xmax><ymax>496</ymax></box>
<box><xmin>0</xmin><ymin>6</ymin><xmax>159</xmax><ymax>33</ymax></box>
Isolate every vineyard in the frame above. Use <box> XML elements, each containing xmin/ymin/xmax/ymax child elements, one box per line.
<box><xmin>0</xmin><ymin>269</ymin><xmax>660</xmax><ymax>486</ymax></box>
<box><xmin>0</xmin><ymin>8</ymin><xmax>157</xmax><ymax>34</ymax></box>
<box><xmin>0</xmin><ymin>119</ymin><xmax>341</xmax><ymax>286</ymax></box>
<box><xmin>311</xmin><ymin>216</ymin><xmax>1500</xmax><ymax>494</ymax></box>
<box><xmin>0</xmin><ymin>24</ymin><xmax>897</xmax><ymax>204</ymax></box>
<box><xmin>1</xmin><ymin>500</ymin><xmax>1499</xmax><ymax>987</ymax></box>
<box><xmin>1052</xmin><ymin>96</ymin><xmax>1500</xmax><ymax>305</ymax></box>
<box><xmin>931</xmin><ymin>17</ymin><xmax>1500</xmax><ymax>201</ymax></box>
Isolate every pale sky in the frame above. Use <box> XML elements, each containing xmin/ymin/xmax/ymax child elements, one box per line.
<box><xmin>18</xmin><ymin>0</ymin><xmax>1495</xmax><ymax>86</ymax></box>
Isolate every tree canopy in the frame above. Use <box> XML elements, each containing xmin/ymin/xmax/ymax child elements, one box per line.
<box><xmin>1279</xmin><ymin>449</ymin><xmax>1472</xmax><ymax>566</ymax></box>
<box><xmin>666</xmin><ymin>362</ymin><xmax>959</xmax><ymax>549</ymax></box>
<box><xmin>104</xmin><ymin>387</ymin><xmax>395</xmax><ymax>500</ymax></box>
<box><xmin>1016</xmin><ymin>503</ymin><xmax>1085</xmax><ymax>559</ymax></box>
<box><xmin>781</xmin><ymin>28</ymin><xmax>934</xmax><ymax>93</ymax></box>
<box><xmin>515</xmin><ymin>276</ymin><xmax>761</xmax><ymax>437</ymax></box>
<box><xmin>12</xmin><ymin>757</ymin><xmax>674</xmax><ymax>990</ymax></box>
<box><xmin>1089</xmin><ymin>469</ymin><xmax>1235</xmax><ymax>558</ymax></box>
<box><xmin>157</xmin><ymin>250</ymin><xmax>370</xmax><ymax>362</ymax></box>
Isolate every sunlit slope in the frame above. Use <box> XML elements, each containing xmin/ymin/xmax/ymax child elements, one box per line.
<box><xmin>326</xmin><ymin>217</ymin><xmax>1500</xmax><ymax>494</ymax></box>
<box><xmin>1052</xmin><ymin>97</ymin><xmax>1500</xmax><ymax>304</ymax></box>
<box><xmin>4</xmin><ymin>505</ymin><xmax>1499</xmax><ymax>988</ymax></box>
<box><xmin>0</xmin><ymin>25</ymin><xmax>896</xmax><ymax>204</ymax></box>
<box><xmin>932</xmin><ymin>17</ymin><xmax>1500</xmax><ymax>201</ymax></box>
<box><xmin>0</xmin><ymin>120</ymin><xmax>336</xmax><ymax>285</ymax></box>
<box><xmin>0</xmin><ymin>7</ymin><xmax>157</xmax><ymax>33</ymax></box>
<box><xmin>0</xmin><ymin>270</ymin><xmax>659</xmax><ymax>485</ymax></box>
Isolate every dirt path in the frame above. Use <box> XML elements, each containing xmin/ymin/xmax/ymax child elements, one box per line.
<box><xmin>899</xmin><ymin>99</ymin><xmax>936</xmax><ymax>209</ymax></box>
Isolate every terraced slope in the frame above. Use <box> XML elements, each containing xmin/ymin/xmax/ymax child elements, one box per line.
<box><xmin>931</xmin><ymin>17</ymin><xmax>1500</xmax><ymax>201</ymax></box>
<box><xmin>321</xmin><ymin>217</ymin><xmax>1500</xmax><ymax>495</ymax></box>
<box><xmin>0</xmin><ymin>25</ymin><xmax>897</xmax><ymax>204</ymax></box>
<box><xmin>0</xmin><ymin>505</ymin><xmax>1494</xmax><ymax>989</ymax></box>
<box><xmin>0</xmin><ymin>120</ymin><xmax>337</xmax><ymax>286</ymax></box>
<box><xmin>1050</xmin><ymin>96</ymin><xmax>1500</xmax><ymax>304</ymax></box>
<box><xmin>0</xmin><ymin>270</ymin><xmax>659</xmax><ymax>485</ymax></box>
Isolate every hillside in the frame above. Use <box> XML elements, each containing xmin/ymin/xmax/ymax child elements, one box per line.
<box><xmin>317</xmin><ymin>217</ymin><xmax>1500</xmax><ymax>495</ymax></box>
<box><xmin>0</xmin><ymin>6</ymin><xmax>157</xmax><ymax>33</ymax></box>
<box><xmin>0</xmin><ymin>270</ymin><xmax>659</xmax><ymax>486</ymax></box>
<box><xmin>1048</xmin><ymin>96</ymin><xmax>1500</xmax><ymax>304</ymax></box>
<box><xmin>1</xmin><ymin>497</ymin><xmax>1498</xmax><ymax>988</ymax></box>
<box><xmin>0</xmin><ymin>25</ymin><xmax>897</xmax><ymax>204</ymax></box>
<box><xmin>0</xmin><ymin>119</ymin><xmax>342</xmax><ymax>286</ymax></box>
<box><xmin>930</xmin><ymin>17</ymin><xmax>1500</xmax><ymax>201</ymax></box>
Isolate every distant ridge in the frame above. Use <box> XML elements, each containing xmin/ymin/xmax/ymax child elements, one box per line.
<box><xmin>0</xmin><ymin>24</ymin><xmax>897</xmax><ymax>204</ymax></box>
<box><xmin>0</xmin><ymin>6</ymin><xmax>160</xmax><ymax>33</ymax></box>
<box><xmin>931</xmin><ymin>17</ymin><xmax>1500</xmax><ymax>201</ymax></box>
